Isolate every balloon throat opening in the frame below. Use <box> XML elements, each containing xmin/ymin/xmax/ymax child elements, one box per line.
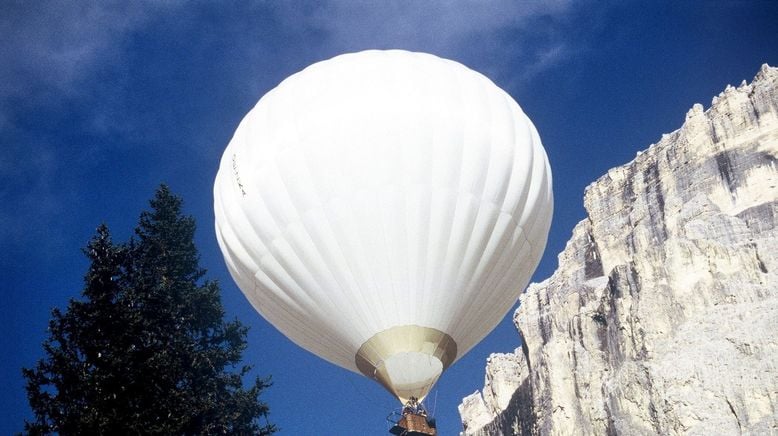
<box><xmin>355</xmin><ymin>325</ymin><xmax>457</xmax><ymax>404</ymax></box>
<box><xmin>377</xmin><ymin>352</ymin><xmax>443</xmax><ymax>403</ymax></box>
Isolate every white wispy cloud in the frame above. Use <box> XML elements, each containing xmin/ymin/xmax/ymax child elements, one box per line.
<box><xmin>0</xmin><ymin>1</ymin><xmax>581</xmax><ymax>132</ymax></box>
<box><xmin>0</xmin><ymin>1</ymin><xmax>586</xmax><ymax>251</ymax></box>
<box><xmin>276</xmin><ymin>1</ymin><xmax>572</xmax><ymax>48</ymax></box>
<box><xmin>0</xmin><ymin>1</ymin><xmax>175</xmax><ymax>249</ymax></box>
<box><xmin>0</xmin><ymin>2</ymin><xmax>171</xmax><ymax>106</ymax></box>
<box><xmin>270</xmin><ymin>0</ymin><xmax>579</xmax><ymax>87</ymax></box>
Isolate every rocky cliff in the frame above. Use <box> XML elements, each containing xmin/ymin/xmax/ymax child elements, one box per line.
<box><xmin>459</xmin><ymin>65</ymin><xmax>778</xmax><ymax>435</ymax></box>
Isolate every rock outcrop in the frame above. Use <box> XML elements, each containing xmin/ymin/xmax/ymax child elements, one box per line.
<box><xmin>459</xmin><ymin>65</ymin><xmax>778</xmax><ymax>435</ymax></box>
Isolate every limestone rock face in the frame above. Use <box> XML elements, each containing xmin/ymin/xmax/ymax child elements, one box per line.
<box><xmin>459</xmin><ymin>351</ymin><xmax>530</xmax><ymax>434</ymax></box>
<box><xmin>459</xmin><ymin>64</ymin><xmax>778</xmax><ymax>435</ymax></box>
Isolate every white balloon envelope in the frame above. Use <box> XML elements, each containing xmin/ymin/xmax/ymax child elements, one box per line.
<box><xmin>214</xmin><ymin>50</ymin><xmax>553</xmax><ymax>403</ymax></box>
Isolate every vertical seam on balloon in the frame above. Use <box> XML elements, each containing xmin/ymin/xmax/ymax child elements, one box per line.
<box><xmin>345</xmin><ymin>192</ymin><xmax>385</xmax><ymax>339</ymax></box>
<box><xmin>452</xmin><ymin>202</ymin><xmax>502</xmax><ymax>330</ymax></box>
<box><xmin>239</xmin><ymin>103</ymin><xmax>353</xmax><ymax>364</ymax></box>
<box><xmin>268</xmin><ymin>83</ymin><xmax>369</xmax><ymax>346</ymax></box>
<box><xmin>247</xmin><ymin>273</ymin><xmax>343</xmax><ymax>364</ymax></box>
<box><xmin>445</xmin><ymin>74</ymin><xmax>497</xmax><ymax>335</ymax></box>
<box><xmin>382</xmin><ymin>58</ymin><xmax>400</xmax><ymax>329</ymax></box>
<box><xmin>450</xmin><ymin>93</ymin><xmax>536</xmax><ymax>343</ymax></box>
<box><xmin>296</xmin><ymin>63</ymin><xmax>385</xmax><ymax>338</ymax></box>
<box><xmin>501</xmin><ymin>92</ymin><xmax>530</xmax><ymax>217</ymax></box>
<box><xmin>457</xmin><ymin>228</ymin><xmax>530</xmax><ymax>349</ymax></box>
<box><xmin>443</xmin><ymin>70</ymin><xmax>490</xmax><ymax>336</ymax></box>
<box><xmin>423</xmin><ymin>64</ymin><xmax>466</xmax><ymax>328</ymax></box>
<box><xmin>319</xmin><ymin>199</ymin><xmax>376</xmax><ymax>347</ymax></box>
<box><xmin>476</xmin><ymin>230</ymin><xmax>531</xmax><ymax>338</ymax></box>
<box><xmin>417</xmin><ymin>112</ymin><xmax>433</xmax><ymax>331</ymax></box>
<box><xmin>271</xmin><ymin>151</ymin><xmax>363</xmax><ymax>353</ymax></box>
<box><xmin>482</xmin><ymin>229</ymin><xmax>531</xmax><ymax>343</ymax></box>
<box><xmin>437</xmin><ymin>64</ymin><xmax>468</xmax><ymax>327</ymax></box>
<box><xmin>217</xmin><ymin>160</ymin><xmax>353</xmax><ymax>366</ymax></box>
<box><xmin>474</xmin><ymin>234</ymin><xmax>536</xmax><ymax>346</ymax></box>
<box><xmin>231</xmin><ymin>120</ymin><xmax>322</xmax><ymax>319</ymax></box>
<box><xmin>453</xmin><ymin>70</ymin><xmax>494</xmax><ymax>294</ymax></box>
<box><xmin>412</xmin><ymin>54</ymin><xmax>430</xmax><ymax>329</ymax></box>
<box><xmin>454</xmin><ymin>215</ymin><xmax>520</xmax><ymax>342</ymax></box>
<box><xmin>289</xmin><ymin>99</ymin><xmax>376</xmax><ymax>349</ymax></box>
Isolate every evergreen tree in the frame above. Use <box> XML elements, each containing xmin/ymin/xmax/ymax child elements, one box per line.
<box><xmin>23</xmin><ymin>185</ymin><xmax>275</xmax><ymax>435</ymax></box>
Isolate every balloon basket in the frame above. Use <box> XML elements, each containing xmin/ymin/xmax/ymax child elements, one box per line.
<box><xmin>387</xmin><ymin>398</ymin><xmax>437</xmax><ymax>436</ymax></box>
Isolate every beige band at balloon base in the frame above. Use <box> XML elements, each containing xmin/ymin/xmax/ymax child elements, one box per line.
<box><xmin>355</xmin><ymin>325</ymin><xmax>457</xmax><ymax>404</ymax></box>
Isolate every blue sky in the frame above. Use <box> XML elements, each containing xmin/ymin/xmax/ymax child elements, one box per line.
<box><xmin>2</xmin><ymin>1</ymin><xmax>777</xmax><ymax>434</ymax></box>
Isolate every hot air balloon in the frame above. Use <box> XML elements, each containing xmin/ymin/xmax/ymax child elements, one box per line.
<box><xmin>213</xmin><ymin>50</ymin><xmax>552</xmax><ymax>411</ymax></box>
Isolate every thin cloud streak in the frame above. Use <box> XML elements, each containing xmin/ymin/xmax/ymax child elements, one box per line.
<box><xmin>0</xmin><ymin>0</ymin><xmax>585</xmax><ymax>252</ymax></box>
<box><xmin>0</xmin><ymin>2</ymin><xmax>172</xmax><ymax>105</ymax></box>
<box><xmin>271</xmin><ymin>0</ymin><xmax>578</xmax><ymax>80</ymax></box>
<box><xmin>0</xmin><ymin>2</ymin><xmax>183</xmax><ymax>251</ymax></box>
<box><xmin>1</xmin><ymin>1</ymin><xmax>582</xmax><ymax>134</ymax></box>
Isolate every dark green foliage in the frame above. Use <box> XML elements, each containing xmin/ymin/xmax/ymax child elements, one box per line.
<box><xmin>23</xmin><ymin>185</ymin><xmax>275</xmax><ymax>435</ymax></box>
